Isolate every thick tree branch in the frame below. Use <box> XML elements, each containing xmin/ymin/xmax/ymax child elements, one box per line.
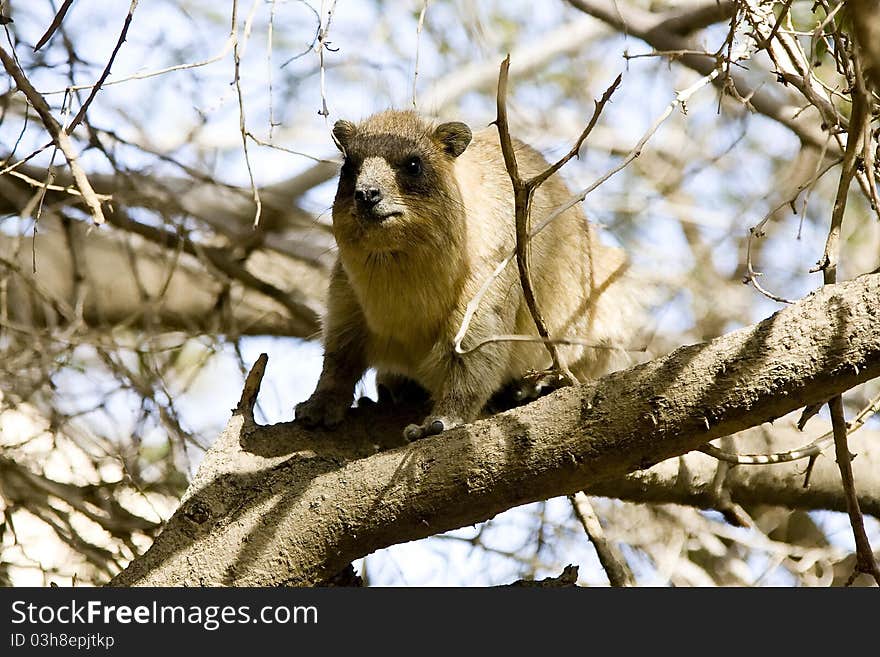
<box><xmin>111</xmin><ymin>274</ymin><xmax>880</xmax><ymax>586</ymax></box>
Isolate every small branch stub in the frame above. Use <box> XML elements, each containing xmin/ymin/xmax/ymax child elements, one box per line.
<box><xmin>236</xmin><ymin>352</ymin><xmax>268</xmax><ymax>418</ymax></box>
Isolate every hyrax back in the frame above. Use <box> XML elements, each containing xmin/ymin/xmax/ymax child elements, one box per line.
<box><xmin>295</xmin><ymin>109</ymin><xmax>635</xmax><ymax>439</ymax></box>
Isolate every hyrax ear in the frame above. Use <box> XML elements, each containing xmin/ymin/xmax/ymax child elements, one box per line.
<box><xmin>332</xmin><ymin>120</ymin><xmax>357</xmax><ymax>154</ymax></box>
<box><xmin>433</xmin><ymin>122</ymin><xmax>472</xmax><ymax>158</ymax></box>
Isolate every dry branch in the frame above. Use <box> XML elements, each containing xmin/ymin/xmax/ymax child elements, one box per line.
<box><xmin>566</xmin><ymin>0</ymin><xmax>837</xmax><ymax>154</ymax></box>
<box><xmin>829</xmin><ymin>395</ymin><xmax>880</xmax><ymax>584</ymax></box>
<box><xmin>0</xmin><ymin>45</ymin><xmax>106</xmax><ymax>224</ymax></box>
<box><xmin>65</xmin><ymin>0</ymin><xmax>139</xmax><ymax>134</ymax></box>
<box><xmin>111</xmin><ymin>274</ymin><xmax>880</xmax><ymax>586</ymax></box>
<box><xmin>33</xmin><ymin>0</ymin><xmax>76</xmax><ymax>52</ymax></box>
<box><xmin>492</xmin><ymin>56</ymin><xmax>620</xmax><ymax>383</ymax></box>
<box><xmin>589</xmin><ymin>424</ymin><xmax>880</xmax><ymax>517</ymax></box>
<box><xmin>569</xmin><ymin>492</ymin><xmax>635</xmax><ymax>586</ymax></box>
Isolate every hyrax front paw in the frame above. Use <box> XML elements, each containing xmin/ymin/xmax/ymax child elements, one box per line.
<box><xmin>295</xmin><ymin>391</ymin><xmax>351</xmax><ymax>429</ymax></box>
<box><xmin>404</xmin><ymin>415</ymin><xmax>463</xmax><ymax>441</ymax></box>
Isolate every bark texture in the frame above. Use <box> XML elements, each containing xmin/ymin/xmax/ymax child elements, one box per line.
<box><xmin>111</xmin><ymin>274</ymin><xmax>880</xmax><ymax>586</ymax></box>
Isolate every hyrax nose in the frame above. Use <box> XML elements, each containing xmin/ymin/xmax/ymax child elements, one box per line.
<box><xmin>354</xmin><ymin>187</ymin><xmax>382</xmax><ymax>208</ymax></box>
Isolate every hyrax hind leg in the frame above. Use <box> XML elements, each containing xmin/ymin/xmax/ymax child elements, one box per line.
<box><xmin>378</xmin><ymin>372</ymin><xmax>430</xmax><ymax>405</ymax></box>
<box><xmin>357</xmin><ymin>372</ymin><xmax>429</xmax><ymax>408</ymax></box>
<box><xmin>404</xmin><ymin>340</ymin><xmax>512</xmax><ymax>441</ymax></box>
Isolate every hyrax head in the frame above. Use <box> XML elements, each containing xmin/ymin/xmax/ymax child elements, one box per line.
<box><xmin>330</xmin><ymin>110</ymin><xmax>472</xmax><ymax>253</ymax></box>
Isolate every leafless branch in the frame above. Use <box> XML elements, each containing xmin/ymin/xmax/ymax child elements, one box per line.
<box><xmin>33</xmin><ymin>0</ymin><xmax>75</xmax><ymax>52</ymax></box>
<box><xmin>829</xmin><ymin>396</ymin><xmax>880</xmax><ymax>585</ymax></box>
<box><xmin>569</xmin><ymin>492</ymin><xmax>635</xmax><ymax>586</ymax></box>
<box><xmin>456</xmin><ymin>60</ymin><xmax>725</xmax><ymax>357</ymax></box>
<box><xmin>65</xmin><ymin>0</ymin><xmax>139</xmax><ymax>134</ymax></box>
<box><xmin>0</xmin><ymin>44</ymin><xmax>107</xmax><ymax>224</ymax></box>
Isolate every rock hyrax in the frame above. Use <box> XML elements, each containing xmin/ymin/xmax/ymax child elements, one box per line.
<box><xmin>296</xmin><ymin>109</ymin><xmax>636</xmax><ymax>439</ymax></box>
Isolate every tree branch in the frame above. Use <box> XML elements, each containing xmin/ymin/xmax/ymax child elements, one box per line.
<box><xmin>111</xmin><ymin>274</ymin><xmax>880</xmax><ymax>586</ymax></box>
<box><xmin>0</xmin><ymin>215</ymin><xmax>324</xmax><ymax>337</ymax></box>
<box><xmin>566</xmin><ymin>0</ymin><xmax>838</xmax><ymax>154</ymax></box>
<box><xmin>0</xmin><ymin>44</ymin><xmax>106</xmax><ymax>224</ymax></box>
<box><xmin>569</xmin><ymin>492</ymin><xmax>635</xmax><ymax>586</ymax></box>
<box><xmin>587</xmin><ymin>424</ymin><xmax>880</xmax><ymax>517</ymax></box>
<box><xmin>829</xmin><ymin>395</ymin><xmax>880</xmax><ymax>584</ymax></box>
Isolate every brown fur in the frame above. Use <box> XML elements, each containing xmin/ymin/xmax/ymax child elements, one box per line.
<box><xmin>296</xmin><ymin>110</ymin><xmax>638</xmax><ymax>438</ymax></box>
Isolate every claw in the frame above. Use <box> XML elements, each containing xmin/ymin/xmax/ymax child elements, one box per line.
<box><xmin>403</xmin><ymin>415</ymin><xmax>462</xmax><ymax>441</ymax></box>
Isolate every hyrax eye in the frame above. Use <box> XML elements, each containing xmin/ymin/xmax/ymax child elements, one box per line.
<box><xmin>404</xmin><ymin>156</ymin><xmax>422</xmax><ymax>175</ymax></box>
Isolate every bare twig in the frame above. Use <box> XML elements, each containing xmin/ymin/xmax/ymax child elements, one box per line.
<box><xmin>43</xmin><ymin>40</ymin><xmax>236</xmax><ymax>97</ymax></box>
<box><xmin>456</xmin><ymin>60</ymin><xmax>724</xmax><ymax>356</ymax></box>
<box><xmin>701</xmin><ymin>388</ymin><xmax>880</xmax><ymax>479</ymax></box>
<box><xmin>494</xmin><ymin>55</ymin><xmax>575</xmax><ymax>384</ymax></box>
<box><xmin>623</xmin><ymin>48</ymin><xmax>718</xmax><ymax>61</ymax></box>
<box><xmin>245</xmin><ymin>131</ymin><xmax>337</xmax><ymax>163</ymax></box>
<box><xmin>412</xmin><ymin>0</ymin><xmax>429</xmax><ymax>109</ymax></box>
<box><xmin>0</xmin><ymin>44</ymin><xmax>106</xmax><ymax>224</ymax></box>
<box><xmin>706</xmin><ymin>459</ymin><xmax>753</xmax><ymax>527</ymax></box>
<box><xmin>569</xmin><ymin>492</ymin><xmax>635</xmax><ymax>586</ymax></box>
<box><xmin>315</xmin><ymin>0</ymin><xmax>339</xmax><ymax>121</ymax></box>
<box><xmin>743</xmin><ymin>155</ymin><xmax>840</xmax><ymax>303</ymax></box>
<box><xmin>279</xmin><ymin>0</ymin><xmax>320</xmax><ymax>69</ymax></box>
<box><xmin>267</xmin><ymin>0</ymin><xmax>277</xmax><ymax>139</ymax></box>
<box><xmin>765</xmin><ymin>0</ymin><xmax>795</xmax><ymax>47</ymax></box>
<box><xmin>812</xmin><ymin>64</ymin><xmax>868</xmax><ymax>279</ymax></box>
<box><xmin>5</xmin><ymin>168</ymin><xmax>112</xmax><ymax>201</ymax></box>
<box><xmin>65</xmin><ymin>0</ymin><xmax>139</xmax><ymax>134</ymax></box>
<box><xmin>699</xmin><ymin>435</ymin><xmax>832</xmax><ymax>465</ymax></box>
<box><xmin>491</xmin><ymin>61</ymin><xmax>622</xmax><ymax>384</ymax></box>
<box><xmin>531</xmin><ymin>75</ymin><xmax>622</xmax><ymax>187</ymax></box>
<box><xmin>231</xmin><ymin>0</ymin><xmax>262</xmax><ymax>228</ymax></box>
<box><xmin>33</xmin><ymin>0</ymin><xmax>75</xmax><ymax>52</ymax></box>
<box><xmin>829</xmin><ymin>396</ymin><xmax>880</xmax><ymax>585</ymax></box>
